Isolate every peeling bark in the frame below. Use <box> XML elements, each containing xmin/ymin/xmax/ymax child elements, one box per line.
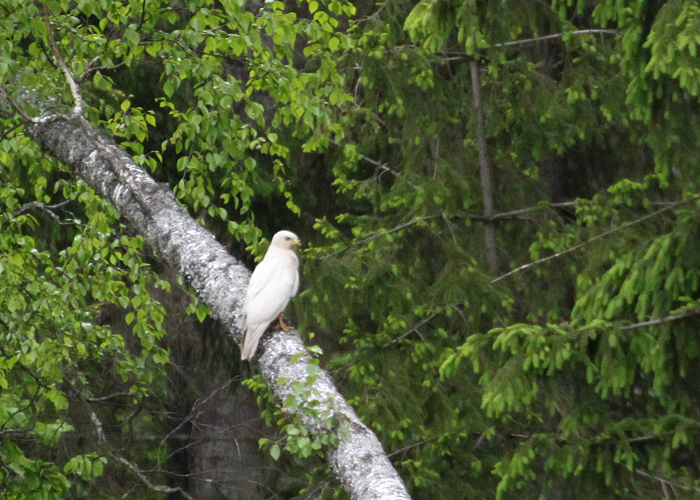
<box><xmin>24</xmin><ymin>117</ymin><xmax>411</xmax><ymax>500</ymax></box>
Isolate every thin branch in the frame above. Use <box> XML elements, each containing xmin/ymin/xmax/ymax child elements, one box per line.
<box><xmin>0</xmin><ymin>89</ymin><xmax>66</xmax><ymax>123</ymax></box>
<box><xmin>330</xmin><ymin>140</ymin><xmax>418</xmax><ymax>190</ymax></box>
<box><xmin>634</xmin><ymin>468</ymin><xmax>700</xmax><ymax>494</ymax></box>
<box><xmin>625</xmin><ymin>429</ymin><xmax>692</xmax><ymax>443</ymax></box>
<box><xmin>321</xmin><ymin>215</ymin><xmax>440</xmax><ymax>259</ymax></box>
<box><xmin>43</xmin><ymin>4</ymin><xmax>83</xmax><ymax>118</ymax></box>
<box><xmin>111</xmin><ymin>455</ymin><xmax>195</xmax><ymax>500</ymax></box>
<box><xmin>77</xmin><ymin>57</ymin><xmax>125</xmax><ymax>84</ymax></box>
<box><xmin>85</xmin><ymin>391</ymin><xmax>134</xmax><ymax>403</ymax></box>
<box><xmin>15</xmin><ymin>200</ymin><xmax>74</xmax><ymax>225</ymax></box>
<box><xmin>619</xmin><ymin>309</ymin><xmax>700</xmax><ymax>331</ymax></box>
<box><xmin>0</xmin><ymin>84</ymin><xmax>35</xmax><ymax>122</ymax></box>
<box><xmin>70</xmin><ymin>383</ymin><xmax>108</xmax><ymax>445</ymax></box>
<box><xmin>383</xmin><ymin>305</ymin><xmax>461</xmax><ymax>348</ymax></box>
<box><xmin>468</xmin><ymin>199</ymin><xmax>679</xmax><ymax>221</ymax></box>
<box><xmin>0</xmin><ymin>428</ymin><xmax>30</xmax><ymax>439</ymax></box>
<box><xmin>388</xmin><ymin>429</ymin><xmax>468</xmax><ymax>458</ymax></box>
<box><xmin>470</xmin><ymin>59</ymin><xmax>499</xmax><ymax>274</ymax></box>
<box><xmin>492</xmin><ymin>29</ymin><xmax>621</xmax><ymax>48</ymax></box>
<box><xmin>320</xmin><ymin>204</ymin><xmax>547</xmax><ymax>262</ymax></box>
<box><xmin>492</xmin><ymin>201</ymin><xmax>577</xmax><ymax>219</ymax></box>
<box><xmin>136</xmin><ymin>0</ymin><xmax>148</xmax><ymax>31</ymax></box>
<box><xmin>0</xmin><ymin>122</ymin><xmax>23</xmax><ymax>142</ymax></box>
<box><xmin>492</xmin><ymin>195</ymin><xmax>700</xmax><ymax>283</ymax></box>
<box><xmin>437</xmin><ymin>30</ymin><xmax>622</xmax><ymax>60</ymax></box>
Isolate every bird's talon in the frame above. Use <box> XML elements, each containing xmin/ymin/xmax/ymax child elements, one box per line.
<box><xmin>278</xmin><ymin>315</ymin><xmax>293</xmax><ymax>331</ymax></box>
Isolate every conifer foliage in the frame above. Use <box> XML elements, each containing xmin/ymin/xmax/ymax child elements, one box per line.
<box><xmin>2</xmin><ymin>0</ymin><xmax>700</xmax><ymax>498</ymax></box>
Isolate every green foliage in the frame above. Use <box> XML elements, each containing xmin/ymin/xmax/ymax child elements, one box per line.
<box><xmin>245</xmin><ymin>357</ymin><xmax>342</xmax><ymax>464</ymax></box>
<box><xmin>298</xmin><ymin>0</ymin><xmax>700</xmax><ymax>498</ymax></box>
<box><xmin>0</xmin><ymin>177</ymin><xmax>168</xmax><ymax>495</ymax></box>
<box><xmin>4</xmin><ymin>0</ymin><xmax>700</xmax><ymax>498</ymax></box>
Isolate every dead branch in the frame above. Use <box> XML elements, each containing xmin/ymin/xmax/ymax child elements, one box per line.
<box><xmin>619</xmin><ymin>309</ymin><xmax>700</xmax><ymax>331</ymax></box>
<box><xmin>492</xmin><ymin>195</ymin><xmax>700</xmax><ymax>283</ymax></box>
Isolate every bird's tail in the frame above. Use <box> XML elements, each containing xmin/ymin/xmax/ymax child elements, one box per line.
<box><xmin>240</xmin><ymin>323</ymin><xmax>269</xmax><ymax>360</ymax></box>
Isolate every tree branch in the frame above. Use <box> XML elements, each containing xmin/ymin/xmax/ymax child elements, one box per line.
<box><xmin>634</xmin><ymin>468</ymin><xmax>700</xmax><ymax>495</ymax></box>
<box><xmin>112</xmin><ymin>455</ymin><xmax>195</xmax><ymax>500</ymax></box>
<box><xmin>15</xmin><ymin>200</ymin><xmax>75</xmax><ymax>225</ymax></box>
<box><xmin>42</xmin><ymin>4</ymin><xmax>83</xmax><ymax>119</ymax></box>
<box><xmin>619</xmin><ymin>309</ymin><xmax>700</xmax><ymax>331</ymax></box>
<box><xmin>491</xmin><ymin>201</ymin><xmax>577</xmax><ymax>219</ymax></box>
<box><xmin>330</xmin><ymin>140</ymin><xmax>418</xmax><ymax>190</ymax></box>
<box><xmin>24</xmin><ymin>116</ymin><xmax>411</xmax><ymax>500</ymax></box>
<box><xmin>492</xmin><ymin>196</ymin><xmax>700</xmax><ymax>283</ymax></box>
<box><xmin>0</xmin><ymin>84</ymin><xmax>35</xmax><ymax>122</ymax></box>
<box><xmin>321</xmin><ymin>215</ymin><xmax>440</xmax><ymax>260</ymax></box>
<box><xmin>437</xmin><ymin>29</ymin><xmax>622</xmax><ymax>60</ymax></box>
<box><xmin>493</xmin><ymin>29</ymin><xmax>621</xmax><ymax>48</ymax></box>
<box><xmin>77</xmin><ymin>57</ymin><xmax>125</xmax><ymax>84</ymax></box>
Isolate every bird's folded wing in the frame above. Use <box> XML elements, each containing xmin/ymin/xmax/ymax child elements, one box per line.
<box><xmin>244</xmin><ymin>255</ymin><xmax>298</xmax><ymax>326</ymax></box>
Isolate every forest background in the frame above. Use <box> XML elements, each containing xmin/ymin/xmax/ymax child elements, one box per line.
<box><xmin>2</xmin><ymin>0</ymin><xmax>700</xmax><ymax>499</ymax></box>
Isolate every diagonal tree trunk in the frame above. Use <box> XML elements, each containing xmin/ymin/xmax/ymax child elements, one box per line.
<box><xmin>24</xmin><ymin>116</ymin><xmax>411</xmax><ymax>500</ymax></box>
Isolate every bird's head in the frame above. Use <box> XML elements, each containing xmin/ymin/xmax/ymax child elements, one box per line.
<box><xmin>271</xmin><ymin>230</ymin><xmax>301</xmax><ymax>249</ymax></box>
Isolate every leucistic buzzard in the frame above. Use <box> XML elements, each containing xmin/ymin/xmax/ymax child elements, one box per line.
<box><xmin>240</xmin><ymin>230</ymin><xmax>300</xmax><ymax>360</ymax></box>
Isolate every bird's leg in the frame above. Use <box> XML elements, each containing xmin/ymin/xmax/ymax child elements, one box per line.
<box><xmin>278</xmin><ymin>315</ymin><xmax>293</xmax><ymax>331</ymax></box>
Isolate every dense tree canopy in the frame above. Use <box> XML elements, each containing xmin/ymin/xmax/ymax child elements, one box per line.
<box><xmin>2</xmin><ymin>0</ymin><xmax>700</xmax><ymax>499</ymax></box>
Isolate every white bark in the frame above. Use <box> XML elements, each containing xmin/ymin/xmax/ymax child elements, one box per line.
<box><xmin>24</xmin><ymin>116</ymin><xmax>411</xmax><ymax>500</ymax></box>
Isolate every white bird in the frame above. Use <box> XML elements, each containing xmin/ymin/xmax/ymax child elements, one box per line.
<box><xmin>241</xmin><ymin>230</ymin><xmax>300</xmax><ymax>360</ymax></box>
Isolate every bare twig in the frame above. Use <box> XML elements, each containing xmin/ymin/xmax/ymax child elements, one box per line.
<box><xmin>330</xmin><ymin>140</ymin><xmax>418</xmax><ymax>190</ymax></box>
<box><xmin>15</xmin><ymin>200</ymin><xmax>74</xmax><ymax>225</ymax></box>
<box><xmin>625</xmin><ymin>428</ymin><xmax>696</xmax><ymax>443</ymax></box>
<box><xmin>156</xmin><ymin>377</ymin><xmax>239</xmax><ymax>465</ymax></box>
<box><xmin>321</xmin><ymin>215</ymin><xmax>440</xmax><ymax>259</ymax></box>
<box><xmin>492</xmin><ymin>195</ymin><xmax>700</xmax><ymax>283</ymax></box>
<box><xmin>0</xmin><ymin>428</ymin><xmax>30</xmax><ymax>439</ymax></box>
<box><xmin>43</xmin><ymin>4</ymin><xmax>83</xmax><ymax>118</ymax></box>
<box><xmin>470</xmin><ymin>59</ymin><xmax>499</xmax><ymax>274</ymax></box>
<box><xmin>85</xmin><ymin>392</ymin><xmax>135</xmax><ymax>403</ymax></box>
<box><xmin>77</xmin><ymin>57</ymin><xmax>125</xmax><ymax>84</ymax></box>
<box><xmin>383</xmin><ymin>305</ymin><xmax>461</xmax><ymax>347</ymax></box>
<box><xmin>0</xmin><ymin>84</ymin><xmax>35</xmax><ymax>122</ymax></box>
<box><xmin>0</xmin><ymin>122</ymin><xmax>23</xmax><ymax>142</ymax></box>
<box><xmin>492</xmin><ymin>201</ymin><xmax>577</xmax><ymax>219</ymax></box>
<box><xmin>388</xmin><ymin>429</ymin><xmax>468</xmax><ymax>458</ymax></box>
<box><xmin>136</xmin><ymin>0</ymin><xmax>148</xmax><ymax>31</ymax></box>
<box><xmin>493</xmin><ymin>29</ymin><xmax>621</xmax><ymax>48</ymax></box>
<box><xmin>437</xmin><ymin>30</ymin><xmax>622</xmax><ymax>60</ymax></box>
<box><xmin>112</xmin><ymin>455</ymin><xmax>195</xmax><ymax>500</ymax></box>
<box><xmin>635</xmin><ymin>468</ymin><xmax>700</xmax><ymax>494</ymax></box>
<box><xmin>619</xmin><ymin>309</ymin><xmax>700</xmax><ymax>331</ymax></box>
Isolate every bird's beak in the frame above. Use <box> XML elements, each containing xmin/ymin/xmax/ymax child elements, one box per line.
<box><xmin>293</xmin><ymin>239</ymin><xmax>301</xmax><ymax>246</ymax></box>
